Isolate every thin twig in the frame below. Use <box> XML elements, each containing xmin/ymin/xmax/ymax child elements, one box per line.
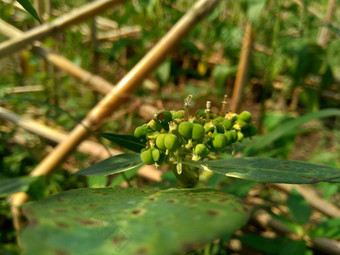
<box><xmin>0</xmin><ymin>0</ymin><xmax>127</xmax><ymax>58</ymax></box>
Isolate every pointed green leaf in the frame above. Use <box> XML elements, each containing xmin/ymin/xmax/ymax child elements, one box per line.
<box><xmin>100</xmin><ymin>133</ymin><xmax>145</xmax><ymax>152</ymax></box>
<box><xmin>21</xmin><ymin>187</ymin><xmax>248</xmax><ymax>255</ymax></box>
<box><xmin>185</xmin><ymin>157</ymin><xmax>340</xmax><ymax>184</ymax></box>
<box><xmin>0</xmin><ymin>176</ymin><xmax>38</xmax><ymax>198</ymax></box>
<box><xmin>245</xmin><ymin>109</ymin><xmax>340</xmax><ymax>156</ymax></box>
<box><xmin>17</xmin><ymin>0</ymin><xmax>42</xmax><ymax>23</ymax></box>
<box><xmin>75</xmin><ymin>153</ymin><xmax>143</xmax><ymax>176</ymax></box>
<box><xmin>287</xmin><ymin>189</ymin><xmax>311</xmax><ymax>225</ymax></box>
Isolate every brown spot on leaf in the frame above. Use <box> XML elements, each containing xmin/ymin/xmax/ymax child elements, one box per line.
<box><xmin>55</xmin><ymin>221</ymin><xmax>70</xmax><ymax>229</ymax></box>
<box><xmin>167</xmin><ymin>199</ymin><xmax>175</xmax><ymax>203</ymax></box>
<box><xmin>113</xmin><ymin>235</ymin><xmax>127</xmax><ymax>244</ymax></box>
<box><xmin>202</xmin><ymin>198</ymin><xmax>210</xmax><ymax>202</ymax></box>
<box><xmin>56</xmin><ymin>197</ymin><xmax>64</xmax><ymax>202</ymax></box>
<box><xmin>74</xmin><ymin>218</ymin><xmax>99</xmax><ymax>226</ymax></box>
<box><xmin>135</xmin><ymin>247</ymin><xmax>149</xmax><ymax>255</ymax></box>
<box><xmin>54</xmin><ymin>249</ymin><xmax>69</xmax><ymax>255</ymax></box>
<box><xmin>148</xmin><ymin>197</ymin><xmax>156</xmax><ymax>201</ymax></box>
<box><xmin>28</xmin><ymin>219</ymin><xmax>39</xmax><ymax>227</ymax></box>
<box><xmin>89</xmin><ymin>203</ymin><xmax>99</xmax><ymax>207</ymax></box>
<box><xmin>207</xmin><ymin>210</ymin><xmax>219</xmax><ymax>216</ymax></box>
<box><xmin>132</xmin><ymin>209</ymin><xmax>143</xmax><ymax>215</ymax></box>
<box><xmin>181</xmin><ymin>241</ymin><xmax>202</xmax><ymax>252</ymax></box>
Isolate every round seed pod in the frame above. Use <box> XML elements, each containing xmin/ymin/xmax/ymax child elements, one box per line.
<box><xmin>221</xmin><ymin>119</ymin><xmax>232</xmax><ymax>130</ymax></box>
<box><xmin>213</xmin><ymin>116</ymin><xmax>224</xmax><ymax>123</ymax></box>
<box><xmin>171</xmin><ymin>110</ymin><xmax>185</xmax><ymax>120</ymax></box>
<box><xmin>237</xmin><ymin>131</ymin><xmax>244</xmax><ymax>142</ymax></box>
<box><xmin>194</xmin><ymin>143</ymin><xmax>209</xmax><ymax>157</ymax></box>
<box><xmin>242</xmin><ymin>125</ymin><xmax>257</xmax><ymax>138</ymax></box>
<box><xmin>155</xmin><ymin>110</ymin><xmax>172</xmax><ymax>124</ymax></box>
<box><xmin>140</xmin><ymin>148</ymin><xmax>162</xmax><ymax>165</ymax></box>
<box><xmin>164</xmin><ymin>134</ymin><xmax>179</xmax><ymax>151</ymax></box>
<box><xmin>212</xmin><ymin>133</ymin><xmax>228</xmax><ymax>151</ymax></box>
<box><xmin>140</xmin><ymin>149</ymin><xmax>154</xmax><ymax>165</ymax></box>
<box><xmin>134</xmin><ymin>124</ymin><xmax>149</xmax><ymax>139</ymax></box>
<box><xmin>215</xmin><ymin>123</ymin><xmax>225</xmax><ymax>133</ymax></box>
<box><xmin>238</xmin><ymin>111</ymin><xmax>252</xmax><ymax>123</ymax></box>
<box><xmin>178</xmin><ymin>122</ymin><xmax>194</xmax><ymax>139</ymax></box>
<box><xmin>195</xmin><ymin>109</ymin><xmax>206</xmax><ymax>118</ymax></box>
<box><xmin>225</xmin><ymin>130</ymin><xmax>237</xmax><ymax>143</ymax></box>
<box><xmin>151</xmin><ymin>148</ymin><xmax>161</xmax><ymax>162</ymax></box>
<box><xmin>192</xmin><ymin>124</ymin><xmax>205</xmax><ymax>140</ymax></box>
<box><xmin>155</xmin><ymin>133</ymin><xmax>167</xmax><ymax>150</ymax></box>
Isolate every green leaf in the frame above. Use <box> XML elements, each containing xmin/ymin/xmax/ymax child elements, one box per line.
<box><xmin>287</xmin><ymin>189</ymin><xmax>311</xmax><ymax>225</ymax></box>
<box><xmin>100</xmin><ymin>133</ymin><xmax>145</xmax><ymax>153</ymax></box>
<box><xmin>155</xmin><ymin>59</ymin><xmax>171</xmax><ymax>85</ymax></box>
<box><xmin>0</xmin><ymin>176</ymin><xmax>38</xmax><ymax>198</ymax></box>
<box><xmin>21</xmin><ymin>187</ymin><xmax>248</xmax><ymax>255</ymax></box>
<box><xmin>309</xmin><ymin>218</ymin><xmax>340</xmax><ymax>239</ymax></box>
<box><xmin>185</xmin><ymin>157</ymin><xmax>340</xmax><ymax>184</ymax></box>
<box><xmin>17</xmin><ymin>0</ymin><xmax>42</xmax><ymax>23</ymax></box>
<box><xmin>245</xmin><ymin>109</ymin><xmax>340</xmax><ymax>156</ymax></box>
<box><xmin>75</xmin><ymin>153</ymin><xmax>143</xmax><ymax>176</ymax></box>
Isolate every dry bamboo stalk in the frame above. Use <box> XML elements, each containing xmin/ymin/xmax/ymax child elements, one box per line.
<box><xmin>230</xmin><ymin>22</ymin><xmax>253</xmax><ymax>113</ymax></box>
<box><xmin>0</xmin><ymin>106</ymin><xmax>161</xmax><ymax>182</ymax></box>
<box><xmin>0</xmin><ymin>19</ymin><xmax>113</xmax><ymax>95</ymax></box>
<box><xmin>253</xmin><ymin>210</ymin><xmax>340</xmax><ymax>255</ymax></box>
<box><xmin>317</xmin><ymin>0</ymin><xmax>337</xmax><ymax>46</ymax></box>
<box><xmin>0</xmin><ymin>0</ymin><xmax>126</xmax><ymax>58</ymax></box>
<box><xmin>10</xmin><ymin>0</ymin><xmax>220</xmax><ymax>232</ymax></box>
<box><xmin>273</xmin><ymin>183</ymin><xmax>340</xmax><ymax>218</ymax></box>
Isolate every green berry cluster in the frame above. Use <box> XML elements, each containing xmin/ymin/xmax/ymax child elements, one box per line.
<box><xmin>134</xmin><ymin>98</ymin><xmax>257</xmax><ymax>170</ymax></box>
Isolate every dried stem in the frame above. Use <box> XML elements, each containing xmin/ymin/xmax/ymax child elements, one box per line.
<box><xmin>230</xmin><ymin>22</ymin><xmax>253</xmax><ymax>113</ymax></box>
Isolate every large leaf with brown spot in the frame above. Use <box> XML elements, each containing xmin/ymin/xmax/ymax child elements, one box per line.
<box><xmin>21</xmin><ymin>188</ymin><xmax>248</xmax><ymax>255</ymax></box>
<box><xmin>185</xmin><ymin>157</ymin><xmax>340</xmax><ymax>184</ymax></box>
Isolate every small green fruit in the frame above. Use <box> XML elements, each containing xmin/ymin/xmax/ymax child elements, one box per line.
<box><xmin>140</xmin><ymin>149</ymin><xmax>153</xmax><ymax>165</ymax></box>
<box><xmin>164</xmin><ymin>134</ymin><xmax>179</xmax><ymax>151</ymax></box>
<box><xmin>155</xmin><ymin>133</ymin><xmax>167</xmax><ymax>150</ymax></box>
<box><xmin>155</xmin><ymin>110</ymin><xmax>172</xmax><ymax>127</ymax></box>
<box><xmin>171</xmin><ymin>110</ymin><xmax>185</xmax><ymax>120</ymax></box>
<box><xmin>215</xmin><ymin>123</ymin><xmax>225</xmax><ymax>133</ymax></box>
<box><xmin>192</xmin><ymin>124</ymin><xmax>205</xmax><ymax>140</ymax></box>
<box><xmin>225</xmin><ymin>130</ymin><xmax>237</xmax><ymax>143</ymax></box>
<box><xmin>237</xmin><ymin>131</ymin><xmax>244</xmax><ymax>142</ymax></box>
<box><xmin>238</xmin><ymin>111</ymin><xmax>252</xmax><ymax>123</ymax></box>
<box><xmin>194</xmin><ymin>144</ymin><xmax>209</xmax><ymax>157</ymax></box>
<box><xmin>212</xmin><ymin>134</ymin><xmax>227</xmax><ymax>151</ymax></box>
<box><xmin>140</xmin><ymin>148</ymin><xmax>162</xmax><ymax>165</ymax></box>
<box><xmin>178</xmin><ymin>122</ymin><xmax>194</xmax><ymax>139</ymax></box>
<box><xmin>221</xmin><ymin>119</ymin><xmax>232</xmax><ymax>130</ymax></box>
<box><xmin>134</xmin><ymin>124</ymin><xmax>149</xmax><ymax>139</ymax></box>
<box><xmin>151</xmin><ymin>148</ymin><xmax>161</xmax><ymax>162</ymax></box>
<box><xmin>195</xmin><ymin>109</ymin><xmax>206</xmax><ymax>118</ymax></box>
